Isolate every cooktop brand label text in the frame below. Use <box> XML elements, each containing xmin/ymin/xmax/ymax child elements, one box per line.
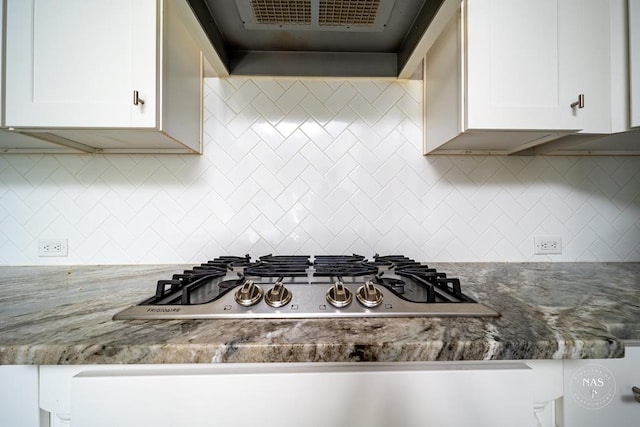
<box><xmin>146</xmin><ymin>307</ymin><xmax>181</xmax><ymax>313</ymax></box>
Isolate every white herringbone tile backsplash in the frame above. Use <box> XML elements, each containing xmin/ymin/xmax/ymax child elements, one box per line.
<box><xmin>1</xmin><ymin>78</ymin><xmax>639</xmax><ymax>265</ymax></box>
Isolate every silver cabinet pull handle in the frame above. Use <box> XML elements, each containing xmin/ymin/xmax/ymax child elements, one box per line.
<box><xmin>633</xmin><ymin>386</ymin><xmax>640</xmax><ymax>403</ymax></box>
<box><xmin>570</xmin><ymin>94</ymin><xmax>584</xmax><ymax>109</ymax></box>
<box><xmin>133</xmin><ymin>90</ymin><xmax>145</xmax><ymax>106</ymax></box>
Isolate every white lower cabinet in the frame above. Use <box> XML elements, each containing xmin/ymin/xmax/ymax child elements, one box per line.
<box><xmin>34</xmin><ymin>362</ymin><xmax>550</xmax><ymax>427</ymax></box>
<box><xmin>0</xmin><ymin>365</ymin><xmax>43</xmax><ymax>427</ymax></box>
<box><xmin>8</xmin><ymin>353</ymin><xmax>638</xmax><ymax>427</ymax></box>
<box><xmin>560</xmin><ymin>346</ymin><xmax>640</xmax><ymax>427</ymax></box>
<box><xmin>69</xmin><ymin>363</ymin><xmax>534</xmax><ymax>427</ymax></box>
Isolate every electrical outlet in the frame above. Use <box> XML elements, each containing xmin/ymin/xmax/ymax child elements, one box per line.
<box><xmin>38</xmin><ymin>238</ymin><xmax>68</xmax><ymax>257</ymax></box>
<box><xmin>534</xmin><ymin>236</ymin><xmax>562</xmax><ymax>255</ymax></box>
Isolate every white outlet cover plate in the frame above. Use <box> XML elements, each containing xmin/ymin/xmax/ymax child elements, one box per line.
<box><xmin>534</xmin><ymin>236</ymin><xmax>562</xmax><ymax>255</ymax></box>
<box><xmin>38</xmin><ymin>238</ymin><xmax>68</xmax><ymax>257</ymax></box>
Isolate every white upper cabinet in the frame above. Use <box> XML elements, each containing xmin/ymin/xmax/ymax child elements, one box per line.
<box><xmin>0</xmin><ymin>0</ymin><xmax>3</xmax><ymax>127</ymax></box>
<box><xmin>464</xmin><ymin>0</ymin><xmax>582</xmax><ymax>132</ymax></box>
<box><xmin>0</xmin><ymin>0</ymin><xmax>83</xmax><ymax>152</ymax></box>
<box><xmin>6</xmin><ymin>0</ymin><xmax>156</xmax><ymax>128</ymax></box>
<box><xmin>527</xmin><ymin>0</ymin><xmax>638</xmax><ymax>155</ymax></box>
<box><xmin>3</xmin><ymin>0</ymin><xmax>206</xmax><ymax>153</ymax></box>
<box><xmin>424</xmin><ymin>0</ymin><xmax>630</xmax><ymax>155</ymax></box>
<box><xmin>631</xmin><ymin>0</ymin><xmax>640</xmax><ymax>128</ymax></box>
<box><xmin>573</xmin><ymin>0</ymin><xmax>629</xmax><ymax>135</ymax></box>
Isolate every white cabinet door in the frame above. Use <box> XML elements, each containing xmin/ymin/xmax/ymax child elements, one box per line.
<box><xmin>0</xmin><ymin>0</ymin><xmax>4</xmax><ymax>126</ymax></box>
<box><xmin>631</xmin><ymin>0</ymin><xmax>640</xmax><ymax>128</ymax></box>
<box><xmin>561</xmin><ymin>346</ymin><xmax>640</xmax><ymax>427</ymax></box>
<box><xmin>424</xmin><ymin>0</ymin><xmax>631</xmax><ymax>154</ymax></box>
<box><xmin>424</xmin><ymin>0</ymin><xmax>588</xmax><ymax>154</ymax></box>
<box><xmin>0</xmin><ymin>366</ymin><xmax>41</xmax><ymax>427</ymax></box>
<box><xmin>465</xmin><ymin>0</ymin><xmax>582</xmax><ymax>132</ymax></box>
<box><xmin>517</xmin><ymin>0</ymin><xmax>637</xmax><ymax>154</ymax></box>
<box><xmin>5</xmin><ymin>0</ymin><xmax>157</xmax><ymax>128</ymax></box>
<box><xmin>574</xmin><ymin>0</ymin><xmax>630</xmax><ymax>135</ymax></box>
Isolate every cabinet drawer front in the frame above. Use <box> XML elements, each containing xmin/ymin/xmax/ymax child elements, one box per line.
<box><xmin>69</xmin><ymin>363</ymin><xmax>533</xmax><ymax>427</ymax></box>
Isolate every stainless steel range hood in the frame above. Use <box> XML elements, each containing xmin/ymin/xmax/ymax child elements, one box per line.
<box><xmin>186</xmin><ymin>0</ymin><xmax>458</xmax><ymax>78</ymax></box>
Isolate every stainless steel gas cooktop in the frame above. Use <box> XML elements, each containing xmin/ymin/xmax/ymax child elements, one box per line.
<box><xmin>113</xmin><ymin>254</ymin><xmax>499</xmax><ymax>320</ymax></box>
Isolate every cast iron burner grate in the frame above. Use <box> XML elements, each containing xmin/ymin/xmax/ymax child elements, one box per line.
<box><xmin>113</xmin><ymin>254</ymin><xmax>500</xmax><ymax>320</ymax></box>
<box><xmin>312</xmin><ymin>254</ymin><xmax>378</xmax><ymax>276</ymax></box>
<box><xmin>244</xmin><ymin>254</ymin><xmax>311</xmax><ymax>277</ymax></box>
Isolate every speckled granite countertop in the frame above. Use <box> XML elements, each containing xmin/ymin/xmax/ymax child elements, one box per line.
<box><xmin>0</xmin><ymin>263</ymin><xmax>638</xmax><ymax>365</ymax></box>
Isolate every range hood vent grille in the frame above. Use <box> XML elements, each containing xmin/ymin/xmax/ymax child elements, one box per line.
<box><xmin>251</xmin><ymin>0</ymin><xmax>312</xmax><ymax>25</ymax></box>
<box><xmin>318</xmin><ymin>0</ymin><xmax>380</xmax><ymax>26</ymax></box>
<box><xmin>240</xmin><ymin>0</ymin><xmax>393</xmax><ymax>32</ymax></box>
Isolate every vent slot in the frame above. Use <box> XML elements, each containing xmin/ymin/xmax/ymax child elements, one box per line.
<box><xmin>318</xmin><ymin>0</ymin><xmax>380</xmax><ymax>26</ymax></box>
<box><xmin>250</xmin><ymin>0</ymin><xmax>312</xmax><ymax>25</ymax></box>
<box><xmin>237</xmin><ymin>0</ymin><xmax>395</xmax><ymax>32</ymax></box>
